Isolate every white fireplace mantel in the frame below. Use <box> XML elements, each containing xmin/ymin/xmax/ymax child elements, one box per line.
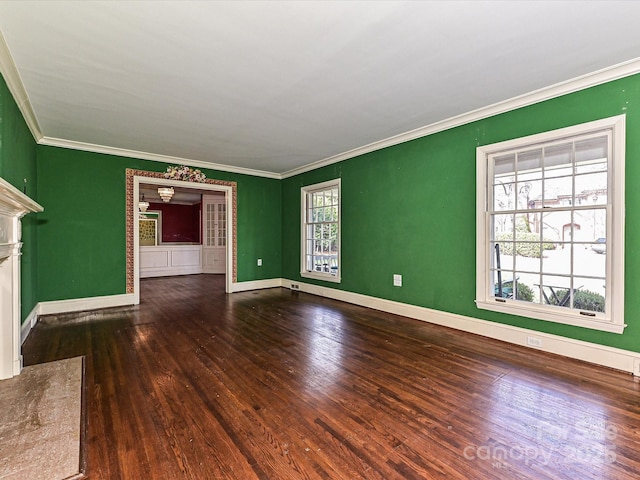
<box><xmin>0</xmin><ymin>176</ymin><xmax>43</xmax><ymax>380</ymax></box>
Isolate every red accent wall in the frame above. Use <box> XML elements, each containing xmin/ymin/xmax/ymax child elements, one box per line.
<box><xmin>149</xmin><ymin>202</ymin><xmax>201</xmax><ymax>243</ymax></box>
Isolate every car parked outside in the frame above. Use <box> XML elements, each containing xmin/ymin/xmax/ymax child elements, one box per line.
<box><xmin>591</xmin><ymin>237</ymin><xmax>606</xmax><ymax>254</ymax></box>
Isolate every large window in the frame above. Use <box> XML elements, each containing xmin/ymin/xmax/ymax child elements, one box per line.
<box><xmin>301</xmin><ymin>179</ymin><xmax>341</xmax><ymax>282</ymax></box>
<box><xmin>476</xmin><ymin>116</ymin><xmax>625</xmax><ymax>333</ymax></box>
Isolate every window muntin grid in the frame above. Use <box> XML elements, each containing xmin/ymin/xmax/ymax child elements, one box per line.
<box><xmin>477</xmin><ymin>115</ymin><xmax>625</xmax><ymax>333</ymax></box>
<box><xmin>206</xmin><ymin>202</ymin><xmax>226</xmax><ymax>247</ymax></box>
<box><xmin>489</xmin><ymin>131</ymin><xmax>610</xmax><ymax>314</ymax></box>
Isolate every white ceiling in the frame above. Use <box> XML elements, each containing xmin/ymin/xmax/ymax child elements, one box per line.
<box><xmin>1</xmin><ymin>1</ymin><xmax>640</xmax><ymax>178</ymax></box>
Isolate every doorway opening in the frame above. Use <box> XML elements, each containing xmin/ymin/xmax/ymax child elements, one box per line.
<box><xmin>126</xmin><ymin>169</ymin><xmax>237</xmax><ymax>305</ymax></box>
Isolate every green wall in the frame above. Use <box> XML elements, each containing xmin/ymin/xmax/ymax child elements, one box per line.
<box><xmin>36</xmin><ymin>146</ymin><xmax>281</xmax><ymax>301</ymax></box>
<box><xmin>282</xmin><ymin>73</ymin><xmax>640</xmax><ymax>353</ymax></box>
<box><xmin>4</xmin><ymin>64</ymin><xmax>640</xmax><ymax>354</ymax></box>
<box><xmin>0</xmin><ymin>74</ymin><xmax>39</xmax><ymax>321</ymax></box>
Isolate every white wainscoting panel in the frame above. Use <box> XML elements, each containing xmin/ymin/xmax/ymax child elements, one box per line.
<box><xmin>140</xmin><ymin>245</ymin><xmax>202</xmax><ymax>278</ymax></box>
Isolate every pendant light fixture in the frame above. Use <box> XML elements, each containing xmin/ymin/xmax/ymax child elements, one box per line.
<box><xmin>139</xmin><ymin>193</ymin><xmax>149</xmax><ymax>212</ymax></box>
<box><xmin>158</xmin><ymin>187</ymin><xmax>174</xmax><ymax>203</ymax></box>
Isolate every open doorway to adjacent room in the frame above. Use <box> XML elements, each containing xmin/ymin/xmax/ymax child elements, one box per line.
<box><xmin>128</xmin><ymin>170</ymin><xmax>237</xmax><ymax>304</ymax></box>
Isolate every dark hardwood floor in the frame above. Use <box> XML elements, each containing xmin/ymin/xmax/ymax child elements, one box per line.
<box><xmin>22</xmin><ymin>274</ymin><xmax>640</xmax><ymax>479</ymax></box>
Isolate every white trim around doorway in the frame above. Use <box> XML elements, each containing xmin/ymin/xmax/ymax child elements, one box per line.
<box><xmin>132</xmin><ymin>175</ymin><xmax>235</xmax><ymax>304</ymax></box>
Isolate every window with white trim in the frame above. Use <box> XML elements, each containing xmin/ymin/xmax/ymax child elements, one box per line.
<box><xmin>476</xmin><ymin>115</ymin><xmax>625</xmax><ymax>333</ymax></box>
<box><xmin>301</xmin><ymin>179</ymin><xmax>341</xmax><ymax>282</ymax></box>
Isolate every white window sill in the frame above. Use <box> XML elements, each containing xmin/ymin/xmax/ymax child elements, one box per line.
<box><xmin>475</xmin><ymin>299</ymin><xmax>625</xmax><ymax>334</ymax></box>
<box><xmin>301</xmin><ymin>271</ymin><xmax>341</xmax><ymax>283</ymax></box>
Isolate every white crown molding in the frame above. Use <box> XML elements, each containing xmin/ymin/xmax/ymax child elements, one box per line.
<box><xmin>0</xmin><ymin>30</ymin><xmax>43</xmax><ymax>142</ymax></box>
<box><xmin>41</xmin><ymin>56</ymin><xmax>640</xmax><ymax>181</ymax></box>
<box><xmin>282</xmin><ymin>278</ymin><xmax>640</xmax><ymax>375</ymax></box>
<box><xmin>39</xmin><ymin>136</ymin><xmax>281</xmax><ymax>179</ymax></box>
<box><xmin>3</xmin><ymin>21</ymin><xmax>640</xmax><ymax>182</ymax></box>
<box><xmin>281</xmin><ymin>57</ymin><xmax>640</xmax><ymax>179</ymax></box>
<box><xmin>1</xmin><ymin>30</ymin><xmax>278</xmax><ymax>180</ymax></box>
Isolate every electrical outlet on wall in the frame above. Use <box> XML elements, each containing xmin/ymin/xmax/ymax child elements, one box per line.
<box><xmin>526</xmin><ymin>336</ymin><xmax>543</xmax><ymax>348</ymax></box>
<box><xmin>257</xmin><ymin>258</ymin><xmax>262</xmax><ymax>266</ymax></box>
<box><xmin>393</xmin><ymin>274</ymin><xmax>402</xmax><ymax>287</ymax></box>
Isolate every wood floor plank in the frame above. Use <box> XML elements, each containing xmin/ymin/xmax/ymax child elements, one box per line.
<box><xmin>21</xmin><ymin>274</ymin><xmax>640</xmax><ymax>479</ymax></box>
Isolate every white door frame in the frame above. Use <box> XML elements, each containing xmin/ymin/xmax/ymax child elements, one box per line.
<box><xmin>133</xmin><ymin>176</ymin><xmax>233</xmax><ymax>304</ymax></box>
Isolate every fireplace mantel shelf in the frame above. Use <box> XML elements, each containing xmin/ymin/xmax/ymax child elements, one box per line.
<box><xmin>0</xmin><ymin>176</ymin><xmax>42</xmax><ymax>218</ymax></box>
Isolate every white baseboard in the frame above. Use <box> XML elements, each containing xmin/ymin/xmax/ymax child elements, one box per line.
<box><xmin>20</xmin><ymin>293</ymin><xmax>137</xmax><ymax>346</ymax></box>
<box><xmin>20</xmin><ymin>304</ymin><xmax>39</xmax><ymax>345</ymax></box>
<box><xmin>282</xmin><ymin>279</ymin><xmax>640</xmax><ymax>375</ymax></box>
<box><xmin>230</xmin><ymin>278</ymin><xmax>282</xmax><ymax>293</ymax></box>
<box><xmin>38</xmin><ymin>293</ymin><xmax>136</xmax><ymax>316</ymax></box>
<box><xmin>19</xmin><ymin>293</ymin><xmax>136</xmax><ymax>346</ymax></box>
<box><xmin>20</xmin><ymin>282</ymin><xmax>278</xmax><ymax>343</ymax></box>
<box><xmin>20</xmin><ymin>279</ymin><xmax>640</xmax><ymax>376</ymax></box>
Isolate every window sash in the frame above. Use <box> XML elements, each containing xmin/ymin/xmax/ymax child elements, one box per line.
<box><xmin>476</xmin><ymin>115</ymin><xmax>625</xmax><ymax>333</ymax></box>
<box><xmin>301</xmin><ymin>180</ymin><xmax>341</xmax><ymax>282</ymax></box>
